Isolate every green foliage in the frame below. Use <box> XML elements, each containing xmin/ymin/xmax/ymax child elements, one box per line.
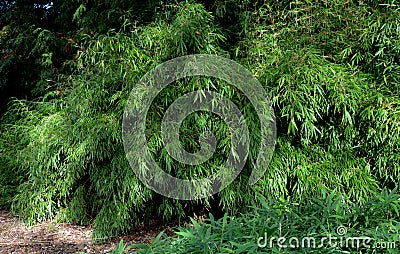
<box><xmin>110</xmin><ymin>240</ymin><xmax>129</xmax><ymax>254</ymax></box>
<box><xmin>0</xmin><ymin>0</ymin><xmax>399</xmax><ymax>242</ymax></box>
<box><xmin>167</xmin><ymin>2</ymin><xmax>226</xmax><ymax>56</ymax></box>
<box><xmin>341</xmin><ymin>0</ymin><xmax>400</xmax><ymax>88</ymax></box>
<box><xmin>135</xmin><ymin>189</ymin><xmax>400</xmax><ymax>253</ymax></box>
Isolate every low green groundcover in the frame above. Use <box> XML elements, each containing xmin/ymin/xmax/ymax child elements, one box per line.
<box><xmin>128</xmin><ymin>189</ymin><xmax>400</xmax><ymax>253</ymax></box>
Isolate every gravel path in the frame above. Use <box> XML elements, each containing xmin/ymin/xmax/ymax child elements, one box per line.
<box><xmin>0</xmin><ymin>210</ymin><xmax>171</xmax><ymax>253</ymax></box>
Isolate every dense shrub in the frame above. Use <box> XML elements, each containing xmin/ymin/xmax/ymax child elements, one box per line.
<box><xmin>0</xmin><ymin>0</ymin><xmax>399</xmax><ymax>240</ymax></box>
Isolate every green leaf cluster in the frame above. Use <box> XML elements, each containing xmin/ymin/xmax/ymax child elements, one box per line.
<box><xmin>135</xmin><ymin>189</ymin><xmax>400</xmax><ymax>253</ymax></box>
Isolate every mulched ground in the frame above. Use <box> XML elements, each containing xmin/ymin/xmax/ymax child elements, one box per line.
<box><xmin>0</xmin><ymin>210</ymin><xmax>175</xmax><ymax>254</ymax></box>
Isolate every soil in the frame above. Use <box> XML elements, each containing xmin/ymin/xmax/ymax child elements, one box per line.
<box><xmin>0</xmin><ymin>210</ymin><xmax>174</xmax><ymax>254</ymax></box>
